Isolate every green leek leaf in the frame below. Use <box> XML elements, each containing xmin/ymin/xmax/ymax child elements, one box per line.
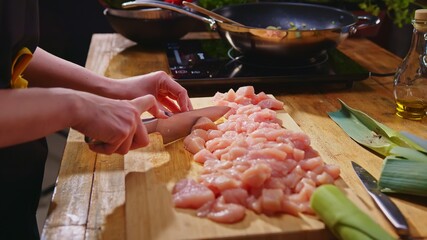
<box><xmin>389</xmin><ymin>146</ymin><xmax>427</xmax><ymax>162</ymax></box>
<box><xmin>328</xmin><ymin>99</ymin><xmax>426</xmax><ymax>157</ymax></box>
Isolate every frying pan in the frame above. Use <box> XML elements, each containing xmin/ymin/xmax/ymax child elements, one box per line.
<box><xmin>123</xmin><ymin>1</ymin><xmax>379</xmax><ymax>60</ymax></box>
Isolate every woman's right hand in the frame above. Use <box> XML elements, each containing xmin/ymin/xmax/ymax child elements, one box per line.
<box><xmin>72</xmin><ymin>92</ymin><xmax>167</xmax><ymax>155</ymax></box>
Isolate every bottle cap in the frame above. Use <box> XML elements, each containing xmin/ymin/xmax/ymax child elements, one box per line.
<box><xmin>415</xmin><ymin>9</ymin><xmax>427</xmax><ymax>21</ymax></box>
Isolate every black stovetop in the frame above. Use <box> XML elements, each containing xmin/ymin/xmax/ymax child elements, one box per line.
<box><xmin>166</xmin><ymin>39</ymin><xmax>369</xmax><ymax>88</ymax></box>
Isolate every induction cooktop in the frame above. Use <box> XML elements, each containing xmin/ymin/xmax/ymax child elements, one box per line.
<box><xmin>166</xmin><ymin>39</ymin><xmax>369</xmax><ymax>88</ymax></box>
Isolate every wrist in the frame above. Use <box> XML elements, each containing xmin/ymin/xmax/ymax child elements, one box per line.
<box><xmin>53</xmin><ymin>88</ymin><xmax>92</xmax><ymax>128</ymax></box>
<box><xmin>94</xmin><ymin>77</ymin><xmax>126</xmax><ymax>99</ymax></box>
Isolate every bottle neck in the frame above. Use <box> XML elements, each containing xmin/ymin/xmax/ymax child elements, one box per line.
<box><xmin>408</xmin><ymin>23</ymin><xmax>427</xmax><ymax>57</ymax></box>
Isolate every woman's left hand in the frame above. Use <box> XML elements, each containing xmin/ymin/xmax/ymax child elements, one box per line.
<box><xmin>114</xmin><ymin>71</ymin><xmax>193</xmax><ymax>113</ymax></box>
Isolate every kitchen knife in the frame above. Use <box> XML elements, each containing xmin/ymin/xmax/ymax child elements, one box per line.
<box><xmin>351</xmin><ymin>161</ymin><xmax>410</xmax><ymax>238</ymax></box>
<box><xmin>85</xmin><ymin>105</ymin><xmax>230</xmax><ymax>145</ymax></box>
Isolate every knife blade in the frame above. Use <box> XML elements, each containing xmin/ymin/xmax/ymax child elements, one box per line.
<box><xmin>150</xmin><ymin>105</ymin><xmax>229</xmax><ymax>144</ymax></box>
<box><xmin>85</xmin><ymin>105</ymin><xmax>230</xmax><ymax>145</ymax></box>
<box><xmin>351</xmin><ymin>161</ymin><xmax>410</xmax><ymax>238</ymax></box>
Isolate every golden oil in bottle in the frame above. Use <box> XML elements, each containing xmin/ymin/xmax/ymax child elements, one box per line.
<box><xmin>393</xmin><ymin>9</ymin><xmax>427</xmax><ymax>120</ymax></box>
<box><xmin>395</xmin><ymin>98</ymin><xmax>426</xmax><ymax>120</ymax></box>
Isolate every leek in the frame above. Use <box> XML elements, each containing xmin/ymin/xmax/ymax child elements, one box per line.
<box><xmin>328</xmin><ymin>99</ymin><xmax>426</xmax><ymax>157</ymax></box>
<box><xmin>328</xmin><ymin>100</ymin><xmax>427</xmax><ymax>196</ymax></box>
<box><xmin>389</xmin><ymin>146</ymin><xmax>427</xmax><ymax>162</ymax></box>
<box><xmin>310</xmin><ymin>185</ymin><xmax>395</xmax><ymax>240</ymax></box>
<box><xmin>379</xmin><ymin>157</ymin><xmax>427</xmax><ymax>196</ymax></box>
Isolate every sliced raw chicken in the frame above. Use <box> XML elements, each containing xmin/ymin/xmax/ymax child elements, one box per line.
<box><xmin>192</xmin><ymin>116</ymin><xmax>218</xmax><ymax>131</ymax></box>
<box><xmin>199</xmin><ymin>196</ymin><xmax>246</xmax><ymax>224</ymax></box>
<box><xmin>172</xmin><ymin>179</ymin><xmax>215</xmax><ymax>209</ymax></box>
<box><xmin>183</xmin><ymin>135</ymin><xmax>205</xmax><ymax>155</ymax></box>
<box><xmin>173</xmin><ymin>86</ymin><xmax>341</xmax><ymax>223</ymax></box>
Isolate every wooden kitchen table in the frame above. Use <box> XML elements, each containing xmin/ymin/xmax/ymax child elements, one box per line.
<box><xmin>41</xmin><ymin>33</ymin><xmax>427</xmax><ymax>240</ymax></box>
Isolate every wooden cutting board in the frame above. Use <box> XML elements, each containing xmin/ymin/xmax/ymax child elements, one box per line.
<box><xmin>124</xmin><ymin>97</ymin><xmax>373</xmax><ymax>240</ymax></box>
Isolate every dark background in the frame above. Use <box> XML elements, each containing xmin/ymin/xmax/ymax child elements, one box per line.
<box><xmin>38</xmin><ymin>0</ymin><xmax>114</xmax><ymax>66</ymax></box>
<box><xmin>38</xmin><ymin>0</ymin><xmax>413</xmax><ymax>67</ymax></box>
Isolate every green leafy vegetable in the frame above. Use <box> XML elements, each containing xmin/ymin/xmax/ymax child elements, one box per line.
<box><xmin>379</xmin><ymin>157</ymin><xmax>427</xmax><ymax>196</ymax></box>
<box><xmin>311</xmin><ymin>185</ymin><xmax>395</xmax><ymax>240</ymax></box>
<box><xmin>328</xmin><ymin>99</ymin><xmax>426</xmax><ymax>157</ymax></box>
<box><xmin>328</xmin><ymin>99</ymin><xmax>427</xmax><ymax>197</ymax></box>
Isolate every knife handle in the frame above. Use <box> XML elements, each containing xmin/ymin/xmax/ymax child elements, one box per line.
<box><xmin>369</xmin><ymin>191</ymin><xmax>410</xmax><ymax>237</ymax></box>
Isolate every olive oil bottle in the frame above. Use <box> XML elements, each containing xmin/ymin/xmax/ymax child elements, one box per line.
<box><xmin>393</xmin><ymin>9</ymin><xmax>427</xmax><ymax>120</ymax></box>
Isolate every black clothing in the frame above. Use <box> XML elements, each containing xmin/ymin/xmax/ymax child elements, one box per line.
<box><xmin>0</xmin><ymin>1</ymin><xmax>48</xmax><ymax>239</ymax></box>
<box><xmin>0</xmin><ymin>139</ymin><xmax>48</xmax><ymax>240</ymax></box>
<box><xmin>0</xmin><ymin>0</ymin><xmax>39</xmax><ymax>88</ymax></box>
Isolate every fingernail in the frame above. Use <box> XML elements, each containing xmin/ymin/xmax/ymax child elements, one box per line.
<box><xmin>164</xmin><ymin>111</ymin><xmax>173</xmax><ymax>117</ymax></box>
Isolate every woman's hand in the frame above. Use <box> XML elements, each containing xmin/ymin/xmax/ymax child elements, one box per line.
<box><xmin>113</xmin><ymin>71</ymin><xmax>193</xmax><ymax>113</ymax></box>
<box><xmin>26</xmin><ymin>49</ymin><xmax>192</xmax><ymax>113</ymax></box>
<box><xmin>72</xmin><ymin>92</ymin><xmax>168</xmax><ymax>155</ymax></box>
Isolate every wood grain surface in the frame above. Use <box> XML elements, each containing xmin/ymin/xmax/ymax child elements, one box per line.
<box><xmin>41</xmin><ymin>33</ymin><xmax>427</xmax><ymax>240</ymax></box>
<box><xmin>124</xmin><ymin>97</ymin><xmax>374</xmax><ymax>240</ymax></box>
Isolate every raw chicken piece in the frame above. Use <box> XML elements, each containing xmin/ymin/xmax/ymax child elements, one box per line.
<box><xmin>193</xmin><ymin>148</ymin><xmax>217</xmax><ymax>164</ymax></box>
<box><xmin>281</xmin><ymin>197</ymin><xmax>300</xmax><ymax>216</ymax></box>
<box><xmin>205</xmin><ymin>138</ymin><xmax>233</xmax><ymax>153</ymax></box>
<box><xmin>236</xmin><ymin>85</ymin><xmax>256</xmax><ymax>98</ymax></box>
<box><xmin>253</xmin><ymin>91</ymin><xmax>269</xmax><ymax>104</ymax></box>
<box><xmin>201</xmin><ymin>196</ymin><xmax>246</xmax><ymax>224</ymax></box>
<box><xmin>192</xmin><ymin>116</ymin><xmax>218</xmax><ymax>131</ymax></box>
<box><xmin>247</xmin><ymin>148</ymin><xmax>287</xmax><ymax>161</ymax></box>
<box><xmin>257</xmin><ymin>98</ymin><xmax>284</xmax><ymax>110</ymax></box>
<box><xmin>172</xmin><ymin>179</ymin><xmax>215</xmax><ymax>209</ymax></box>
<box><xmin>207</xmin><ymin>129</ymin><xmax>223</xmax><ymax>140</ymax></box>
<box><xmin>221</xmin><ymin>188</ymin><xmax>249</xmax><ymax>206</ymax></box>
<box><xmin>220</xmin><ymin>146</ymin><xmax>248</xmax><ymax>161</ymax></box>
<box><xmin>324</xmin><ymin>164</ymin><xmax>341</xmax><ymax>179</ymax></box>
<box><xmin>315</xmin><ymin>171</ymin><xmax>335</xmax><ymax>185</ymax></box>
<box><xmin>248</xmin><ymin>108</ymin><xmax>277</xmax><ymax>123</ymax></box>
<box><xmin>174</xmin><ymin>86</ymin><xmax>341</xmax><ymax>223</ymax></box>
<box><xmin>202</xmin><ymin>159</ymin><xmax>233</xmax><ymax>174</ymax></box>
<box><xmin>199</xmin><ymin>173</ymin><xmax>241</xmax><ymax>193</ymax></box>
<box><xmin>300</xmin><ymin>157</ymin><xmax>323</xmax><ymax>171</ymax></box>
<box><xmin>241</xmin><ymin>163</ymin><xmax>272</xmax><ymax>188</ymax></box>
<box><xmin>261</xmin><ymin>188</ymin><xmax>284</xmax><ymax>214</ymax></box>
<box><xmin>190</xmin><ymin>129</ymin><xmax>208</xmax><ymax>141</ymax></box>
<box><xmin>183</xmin><ymin>135</ymin><xmax>205</xmax><ymax>155</ymax></box>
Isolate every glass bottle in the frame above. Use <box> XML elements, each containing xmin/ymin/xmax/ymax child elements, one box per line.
<box><xmin>393</xmin><ymin>9</ymin><xmax>427</xmax><ymax>120</ymax></box>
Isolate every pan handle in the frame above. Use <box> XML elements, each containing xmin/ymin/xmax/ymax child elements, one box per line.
<box><xmin>353</xmin><ymin>15</ymin><xmax>381</xmax><ymax>32</ymax></box>
<box><xmin>122</xmin><ymin>0</ymin><xmax>217</xmax><ymax>29</ymax></box>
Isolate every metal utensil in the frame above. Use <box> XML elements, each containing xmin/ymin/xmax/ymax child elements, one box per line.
<box><xmin>123</xmin><ymin>1</ymin><xmax>379</xmax><ymax>60</ymax></box>
<box><xmin>85</xmin><ymin>105</ymin><xmax>229</xmax><ymax>144</ymax></box>
<box><xmin>351</xmin><ymin>161</ymin><xmax>411</xmax><ymax>239</ymax></box>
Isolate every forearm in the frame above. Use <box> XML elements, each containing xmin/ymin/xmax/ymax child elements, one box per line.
<box><xmin>24</xmin><ymin>47</ymin><xmax>122</xmax><ymax>98</ymax></box>
<box><xmin>0</xmin><ymin>88</ymin><xmax>79</xmax><ymax>147</ymax></box>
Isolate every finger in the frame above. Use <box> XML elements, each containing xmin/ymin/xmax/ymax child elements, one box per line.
<box><xmin>129</xmin><ymin>120</ymin><xmax>150</xmax><ymax>150</ymax></box>
<box><xmin>114</xmin><ymin>122</ymin><xmax>137</xmax><ymax>155</ymax></box>
<box><xmin>88</xmin><ymin>142</ymin><xmax>119</xmax><ymax>155</ymax></box>
<box><xmin>131</xmin><ymin>95</ymin><xmax>168</xmax><ymax>119</ymax></box>
<box><xmin>159</xmin><ymin>77</ymin><xmax>193</xmax><ymax>112</ymax></box>
<box><xmin>158</xmin><ymin>97</ymin><xmax>181</xmax><ymax>113</ymax></box>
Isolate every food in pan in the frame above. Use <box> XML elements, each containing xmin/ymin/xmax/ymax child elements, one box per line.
<box><xmin>174</xmin><ymin>86</ymin><xmax>340</xmax><ymax>223</ymax></box>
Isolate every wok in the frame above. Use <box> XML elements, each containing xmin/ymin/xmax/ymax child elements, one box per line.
<box><xmin>123</xmin><ymin>1</ymin><xmax>379</xmax><ymax>60</ymax></box>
